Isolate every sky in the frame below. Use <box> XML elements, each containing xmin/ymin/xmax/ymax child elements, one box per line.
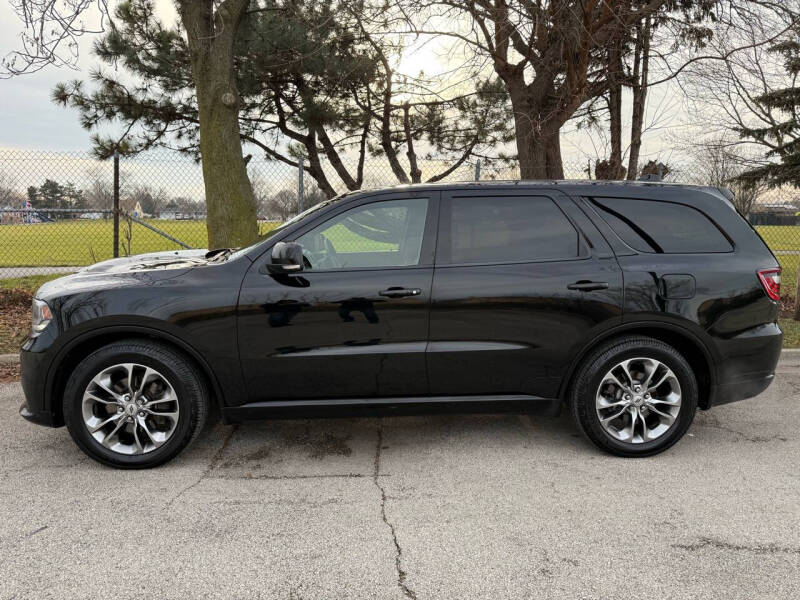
<box><xmin>0</xmin><ymin>0</ymin><xmax>692</xmax><ymax>175</ymax></box>
<box><xmin>0</xmin><ymin>1</ymin><xmax>180</xmax><ymax>151</ymax></box>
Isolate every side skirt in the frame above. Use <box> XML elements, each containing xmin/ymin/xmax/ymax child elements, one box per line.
<box><xmin>222</xmin><ymin>394</ymin><xmax>562</xmax><ymax>423</ymax></box>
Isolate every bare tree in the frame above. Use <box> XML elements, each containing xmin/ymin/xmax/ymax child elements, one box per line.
<box><xmin>2</xmin><ymin>0</ymin><xmax>112</xmax><ymax>76</ymax></box>
<box><xmin>680</xmin><ymin>3</ymin><xmax>799</xmax><ymax>167</ymax></box>
<box><xmin>267</xmin><ymin>189</ymin><xmax>298</xmax><ymax>221</ymax></box>
<box><xmin>0</xmin><ymin>172</ymin><xmax>24</xmax><ymax>206</ymax></box>
<box><xmin>691</xmin><ymin>138</ymin><xmax>767</xmax><ymax>215</ymax></box>
<box><xmin>407</xmin><ymin>1</ymin><xmax>679</xmax><ymax>179</ymax></box>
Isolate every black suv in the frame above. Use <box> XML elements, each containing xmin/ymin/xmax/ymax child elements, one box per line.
<box><xmin>19</xmin><ymin>181</ymin><xmax>783</xmax><ymax>468</ymax></box>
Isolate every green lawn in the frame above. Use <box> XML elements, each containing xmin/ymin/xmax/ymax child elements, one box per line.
<box><xmin>0</xmin><ymin>218</ymin><xmax>279</xmax><ymax>267</ymax></box>
<box><xmin>0</xmin><ymin>274</ymin><xmax>62</xmax><ymax>292</ymax></box>
<box><xmin>757</xmin><ymin>226</ymin><xmax>799</xmax><ymax>296</ymax></box>
<box><xmin>756</xmin><ymin>226</ymin><xmax>800</xmax><ymax>251</ymax></box>
<box><xmin>780</xmin><ymin>318</ymin><xmax>800</xmax><ymax>348</ymax></box>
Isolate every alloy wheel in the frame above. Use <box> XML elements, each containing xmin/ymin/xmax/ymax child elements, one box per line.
<box><xmin>81</xmin><ymin>363</ymin><xmax>180</xmax><ymax>455</ymax></box>
<box><xmin>595</xmin><ymin>357</ymin><xmax>682</xmax><ymax>444</ymax></box>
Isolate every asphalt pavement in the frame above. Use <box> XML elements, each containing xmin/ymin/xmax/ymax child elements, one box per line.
<box><xmin>1</xmin><ymin>355</ymin><xmax>799</xmax><ymax>599</ymax></box>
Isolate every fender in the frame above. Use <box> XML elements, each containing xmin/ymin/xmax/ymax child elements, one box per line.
<box><xmin>43</xmin><ymin>323</ymin><xmax>231</xmax><ymax>414</ymax></box>
<box><xmin>557</xmin><ymin>319</ymin><xmax>719</xmax><ymax>401</ymax></box>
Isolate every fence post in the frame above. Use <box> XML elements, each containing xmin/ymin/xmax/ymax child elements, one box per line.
<box><xmin>795</xmin><ymin>255</ymin><xmax>800</xmax><ymax>321</ymax></box>
<box><xmin>113</xmin><ymin>150</ymin><xmax>120</xmax><ymax>258</ymax></box>
<box><xmin>474</xmin><ymin>159</ymin><xmax>481</xmax><ymax>182</ymax></box>
<box><xmin>298</xmin><ymin>161</ymin><xmax>304</xmax><ymax>214</ymax></box>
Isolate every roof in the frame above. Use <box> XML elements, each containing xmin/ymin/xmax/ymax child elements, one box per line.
<box><xmin>338</xmin><ymin>179</ymin><xmax>731</xmax><ymax>203</ymax></box>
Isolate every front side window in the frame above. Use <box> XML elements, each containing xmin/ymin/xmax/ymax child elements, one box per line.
<box><xmin>296</xmin><ymin>198</ymin><xmax>429</xmax><ymax>270</ymax></box>
<box><xmin>442</xmin><ymin>196</ymin><xmax>581</xmax><ymax>265</ymax></box>
<box><xmin>590</xmin><ymin>197</ymin><xmax>733</xmax><ymax>253</ymax></box>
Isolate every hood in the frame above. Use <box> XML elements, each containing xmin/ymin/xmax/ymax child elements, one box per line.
<box><xmin>35</xmin><ymin>249</ymin><xmax>211</xmax><ymax>300</ymax></box>
<box><xmin>80</xmin><ymin>249</ymin><xmax>210</xmax><ymax>274</ymax></box>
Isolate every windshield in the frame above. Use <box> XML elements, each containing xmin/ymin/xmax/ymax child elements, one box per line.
<box><xmin>226</xmin><ymin>199</ymin><xmax>335</xmax><ymax>261</ymax></box>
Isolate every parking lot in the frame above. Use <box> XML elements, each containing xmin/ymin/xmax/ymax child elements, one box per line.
<box><xmin>1</xmin><ymin>355</ymin><xmax>799</xmax><ymax>600</ymax></box>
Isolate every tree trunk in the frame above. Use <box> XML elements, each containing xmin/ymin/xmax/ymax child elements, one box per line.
<box><xmin>628</xmin><ymin>16</ymin><xmax>651</xmax><ymax>180</ymax></box>
<box><xmin>608</xmin><ymin>40</ymin><xmax>625</xmax><ymax>179</ymax></box>
<box><xmin>179</xmin><ymin>0</ymin><xmax>257</xmax><ymax>250</ymax></box>
<box><xmin>515</xmin><ymin>117</ymin><xmax>564</xmax><ymax>179</ymax></box>
<box><xmin>507</xmin><ymin>77</ymin><xmax>565</xmax><ymax>179</ymax></box>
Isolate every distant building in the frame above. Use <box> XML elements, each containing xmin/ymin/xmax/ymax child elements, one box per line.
<box><xmin>749</xmin><ymin>203</ymin><xmax>800</xmax><ymax>226</ymax></box>
<box><xmin>157</xmin><ymin>210</ymin><xmax>206</xmax><ymax>220</ymax></box>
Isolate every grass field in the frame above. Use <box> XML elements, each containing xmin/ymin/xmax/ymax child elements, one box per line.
<box><xmin>0</xmin><ymin>218</ymin><xmax>280</xmax><ymax>267</ymax></box>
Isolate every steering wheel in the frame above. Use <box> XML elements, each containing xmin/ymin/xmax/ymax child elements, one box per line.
<box><xmin>302</xmin><ymin>233</ymin><xmax>342</xmax><ymax>269</ymax></box>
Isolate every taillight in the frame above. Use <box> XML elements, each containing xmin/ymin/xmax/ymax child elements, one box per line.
<box><xmin>757</xmin><ymin>268</ymin><xmax>781</xmax><ymax>301</ymax></box>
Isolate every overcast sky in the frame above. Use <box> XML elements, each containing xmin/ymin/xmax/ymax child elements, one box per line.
<box><xmin>0</xmin><ymin>1</ymin><xmax>182</xmax><ymax>151</ymax></box>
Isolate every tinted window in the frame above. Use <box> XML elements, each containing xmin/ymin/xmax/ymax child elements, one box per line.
<box><xmin>591</xmin><ymin>197</ymin><xmax>732</xmax><ymax>253</ymax></box>
<box><xmin>443</xmin><ymin>196</ymin><xmax>580</xmax><ymax>264</ymax></box>
<box><xmin>296</xmin><ymin>198</ymin><xmax>428</xmax><ymax>269</ymax></box>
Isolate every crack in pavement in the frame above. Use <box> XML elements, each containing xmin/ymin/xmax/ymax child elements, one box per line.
<box><xmin>166</xmin><ymin>424</ymin><xmax>240</xmax><ymax>508</ymax></box>
<box><xmin>674</xmin><ymin>536</ymin><xmax>800</xmax><ymax>555</ymax></box>
<box><xmin>695</xmin><ymin>414</ymin><xmax>789</xmax><ymax>443</ymax></box>
<box><xmin>25</xmin><ymin>525</ymin><xmax>48</xmax><ymax>538</ymax></box>
<box><xmin>373</xmin><ymin>421</ymin><xmax>418</xmax><ymax>600</ymax></box>
<box><xmin>218</xmin><ymin>473</ymin><xmax>369</xmax><ymax>480</ymax></box>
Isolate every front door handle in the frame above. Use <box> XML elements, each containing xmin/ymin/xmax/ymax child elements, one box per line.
<box><xmin>379</xmin><ymin>287</ymin><xmax>422</xmax><ymax>298</ymax></box>
<box><xmin>567</xmin><ymin>281</ymin><xmax>609</xmax><ymax>292</ymax></box>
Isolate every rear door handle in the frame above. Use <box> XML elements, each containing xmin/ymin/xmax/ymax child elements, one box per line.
<box><xmin>567</xmin><ymin>281</ymin><xmax>609</xmax><ymax>292</ymax></box>
<box><xmin>379</xmin><ymin>287</ymin><xmax>422</xmax><ymax>298</ymax></box>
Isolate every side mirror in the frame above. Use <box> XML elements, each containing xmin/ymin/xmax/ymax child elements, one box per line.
<box><xmin>267</xmin><ymin>241</ymin><xmax>304</xmax><ymax>274</ymax></box>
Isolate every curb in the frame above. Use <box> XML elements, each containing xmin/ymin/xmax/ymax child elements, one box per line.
<box><xmin>0</xmin><ymin>354</ymin><xmax>20</xmax><ymax>364</ymax></box>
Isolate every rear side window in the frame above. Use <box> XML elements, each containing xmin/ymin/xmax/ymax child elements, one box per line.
<box><xmin>442</xmin><ymin>196</ymin><xmax>580</xmax><ymax>264</ymax></box>
<box><xmin>590</xmin><ymin>197</ymin><xmax>732</xmax><ymax>253</ymax></box>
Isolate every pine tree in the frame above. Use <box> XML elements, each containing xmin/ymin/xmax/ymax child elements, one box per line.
<box><xmin>738</xmin><ymin>28</ymin><xmax>800</xmax><ymax>187</ymax></box>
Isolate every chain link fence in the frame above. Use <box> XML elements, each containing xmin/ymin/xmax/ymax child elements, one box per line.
<box><xmin>1</xmin><ymin>148</ymin><xmax>799</xmax><ymax>301</ymax></box>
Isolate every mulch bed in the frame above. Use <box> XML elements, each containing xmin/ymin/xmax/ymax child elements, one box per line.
<box><xmin>0</xmin><ymin>362</ymin><xmax>21</xmax><ymax>383</ymax></box>
<box><xmin>779</xmin><ymin>294</ymin><xmax>797</xmax><ymax>319</ymax></box>
<box><xmin>1</xmin><ymin>287</ymin><xmax>33</xmax><ymax>355</ymax></box>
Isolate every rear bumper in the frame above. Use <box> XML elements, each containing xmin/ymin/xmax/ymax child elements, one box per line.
<box><xmin>712</xmin><ymin>374</ymin><xmax>775</xmax><ymax>407</ymax></box>
<box><xmin>708</xmin><ymin>322</ymin><xmax>782</xmax><ymax>407</ymax></box>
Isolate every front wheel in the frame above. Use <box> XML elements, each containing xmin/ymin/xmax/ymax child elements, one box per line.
<box><xmin>63</xmin><ymin>340</ymin><xmax>209</xmax><ymax>468</ymax></box>
<box><xmin>569</xmin><ymin>336</ymin><xmax>698</xmax><ymax>457</ymax></box>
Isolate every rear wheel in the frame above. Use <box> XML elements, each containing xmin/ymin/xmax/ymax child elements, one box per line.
<box><xmin>63</xmin><ymin>339</ymin><xmax>208</xmax><ymax>468</ymax></box>
<box><xmin>569</xmin><ymin>335</ymin><xmax>698</xmax><ymax>457</ymax></box>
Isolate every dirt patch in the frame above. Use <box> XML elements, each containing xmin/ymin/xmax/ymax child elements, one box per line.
<box><xmin>0</xmin><ymin>288</ymin><xmax>32</xmax><ymax>354</ymax></box>
<box><xmin>308</xmin><ymin>433</ymin><xmax>353</xmax><ymax>459</ymax></box>
<box><xmin>779</xmin><ymin>293</ymin><xmax>797</xmax><ymax>319</ymax></box>
<box><xmin>0</xmin><ymin>362</ymin><xmax>21</xmax><ymax>383</ymax></box>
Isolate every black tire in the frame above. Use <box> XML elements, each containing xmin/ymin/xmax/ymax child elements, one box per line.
<box><xmin>569</xmin><ymin>335</ymin><xmax>698</xmax><ymax>457</ymax></box>
<box><xmin>63</xmin><ymin>339</ymin><xmax>209</xmax><ymax>469</ymax></box>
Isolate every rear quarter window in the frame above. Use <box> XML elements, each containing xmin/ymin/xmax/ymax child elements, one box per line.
<box><xmin>590</xmin><ymin>197</ymin><xmax>733</xmax><ymax>253</ymax></box>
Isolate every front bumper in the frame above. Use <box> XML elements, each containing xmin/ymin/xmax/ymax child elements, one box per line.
<box><xmin>19</xmin><ymin>335</ymin><xmax>63</xmax><ymax>428</ymax></box>
<box><xmin>19</xmin><ymin>402</ymin><xmax>60</xmax><ymax>427</ymax></box>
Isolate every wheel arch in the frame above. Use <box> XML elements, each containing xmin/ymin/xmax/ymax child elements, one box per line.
<box><xmin>559</xmin><ymin>322</ymin><xmax>717</xmax><ymax>410</ymax></box>
<box><xmin>46</xmin><ymin>325</ymin><xmax>227</xmax><ymax>426</ymax></box>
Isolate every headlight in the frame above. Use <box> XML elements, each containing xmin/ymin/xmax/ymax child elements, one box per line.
<box><xmin>31</xmin><ymin>298</ymin><xmax>53</xmax><ymax>333</ymax></box>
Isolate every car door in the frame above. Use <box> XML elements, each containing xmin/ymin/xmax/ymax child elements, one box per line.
<box><xmin>237</xmin><ymin>191</ymin><xmax>438</xmax><ymax>402</ymax></box>
<box><xmin>427</xmin><ymin>189</ymin><xmax>623</xmax><ymax>399</ymax></box>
